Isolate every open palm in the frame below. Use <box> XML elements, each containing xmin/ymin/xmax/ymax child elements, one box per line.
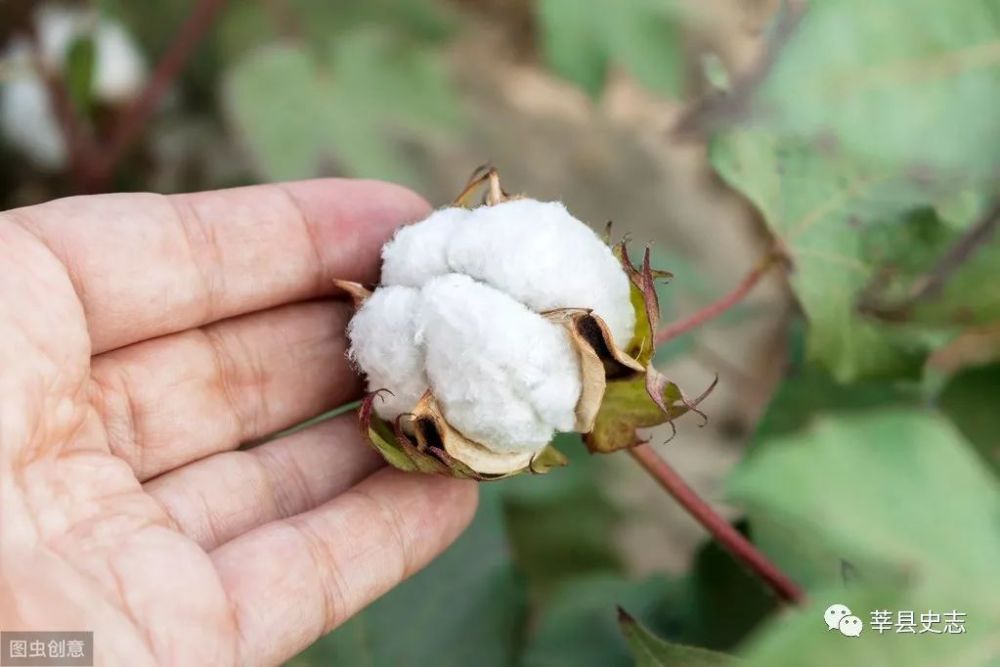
<box><xmin>0</xmin><ymin>180</ymin><xmax>477</xmax><ymax>666</ymax></box>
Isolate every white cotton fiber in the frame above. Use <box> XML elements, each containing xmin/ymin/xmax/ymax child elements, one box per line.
<box><xmin>349</xmin><ymin>196</ymin><xmax>636</xmax><ymax>455</ymax></box>
<box><xmin>347</xmin><ymin>286</ymin><xmax>428</xmax><ymax>421</ymax></box>
<box><xmin>418</xmin><ymin>274</ymin><xmax>581</xmax><ymax>453</ymax></box>
<box><xmin>380</xmin><ymin>199</ymin><xmax>635</xmax><ymax>348</ymax></box>
<box><xmin>380</xmin><ymin>207</ymin><xmax>468</xmax><ymax>287</ymax></box>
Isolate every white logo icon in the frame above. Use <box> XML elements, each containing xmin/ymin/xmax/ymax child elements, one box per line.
<box><xmin>839</xmin><ymin>614</ymin><xmax>863</xmax><ymax>637</ymax></box>
<box><xmin>824</xmin><ymin>603</ymin><xmax>852</xmax><ymax>631</ymax></box>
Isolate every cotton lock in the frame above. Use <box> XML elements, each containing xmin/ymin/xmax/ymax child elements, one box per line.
<box><xmin>348</xmin><ymin>198</ymin><xmax>635</xmax><ymax>455</ymax></box>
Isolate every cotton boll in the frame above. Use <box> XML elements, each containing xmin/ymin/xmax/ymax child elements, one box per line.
<box><xmin>33</xmin><ymin>5</ymin><xmax>146</xmax><ymax>102</ymax></box>
<box><xmin>418</xmin><ymin>274</ymin><xmax>582</xmax><ymax>453</ymax></box>
<box><xmin>448</xmin><ymin>199</ymin><xmax>635</xmax><ymax>348</ymax></box>
<box><xmin>0</xmin><ymin>5</ymin><xmax>146</xmax><ymax>169</ymax></box>
<box><xmin>380</xmin><ymin>207</ymin><xmax>468</xmax><ymax>287</ymax></box>
<box><xmin>347</xmin><ymin>286</ymin><xmax>429</xmax><ymax>421</ymax></box>
<box><xmin>91</xmin><ymin>20</ymin><xmax>147</xmax><ymax>102</ymax></box>
<box><xmin>0</xmin><ymin>56</ymin><xmax>67</xmax><ymax>169</ymax></box>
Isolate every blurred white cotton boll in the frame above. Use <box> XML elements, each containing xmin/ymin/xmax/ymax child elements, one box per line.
<box><xmin>32</xmin><ymin>4</ymin><xmax>147</xmax><ymax>101</ymax></box>
<box><xmin>0</xmin><ymin>5</ymin><xmax>147</xmax><ymax>168</ymax></box>
<box><xmin>90</xmin><ymin>19</ymin><xmax>147</xmax><ymax>102</ymax></box>
<box><xmin>0</xmin><ymin>50</ymin><xmax>67</xmax><ymax>169</ymax></box>
<box><xmin>418</xmin><ymin>274</ymin><xmax>581</xmax><ymax>453</ymax></box>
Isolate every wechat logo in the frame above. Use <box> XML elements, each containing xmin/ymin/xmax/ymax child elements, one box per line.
<box><xmin>825</xmin><ymin>603</ymin><xmax>863</xmax><ymax>637</ymax></box>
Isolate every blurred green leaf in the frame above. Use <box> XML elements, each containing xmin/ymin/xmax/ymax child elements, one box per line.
<box><xmin>536</xmin><ymin>0</ymin><xmax>683</xmax><ymax>98</ymax></box>
<box><xmin>293</xmin><ymin>486</ymin><xmax>522</xmax><ymax>666</ymax></box>
<box><xmin>523</xmin><ymin>574</ymin><xmax>679</xmax><ymax>667</ymax></box>
<box><xmin>677</xmin><ymin>525</ymin><xmax>779</xmax><ymax>651</ymax></box>
<box><xmin>224</xmin><ymin>30</ymin><xmax>460</xmax><ymax>185</ymax></box>
<box><xmin>744</xmin><ymin>366</ymin><xmax>922</xmax><ymax>588</ymax></box>
<box><xmin>218</xmin><ymin>0</ymin><xmax>456</xmax><ymax>62</ymax></box>
<box><xmin>64</xmin><ymin>34</ymin><xmax>96</xmax><ymax>114</ymax></box>
<box><xmin>752</xmin><ymin>0</ymin><xmax>1000</xmax><ymax>180</ymax></box>
<box><xmin>711</xmin><ymin>129</ymin><xmax>944</xmax><ymax>381</ymax></box>
<box><xmin>938</xmin><ymin>362</ymin><xmax>1000</xmax><ymax>474</ymax></box>
<box><xmin>731</xmin><ymin>408</ymin><xmax>1000</xmax><ymax>590</ymax></box>
<box><xmin>857</xmin><ymin>204</ymin><xmax>1000</xmax><ymax>328</ymax></box>
<box><xmin>730</xmin><ymin>409</ymin><xmax>1000</xmax><ymax>665</ymax></box>
<box><xmin>751</xmin><ymin>366</ymin><xmax>922</xmax><ymax>452</ymax></box>
<box><xmin>500</xmin><ymin>436</ymin><xmax>622</xmax><ymax>603</ymax></box>
<box><xmin>619</xmin><ymin>608</ymin><xmax>738</xmax><ymax>667</ymax></box>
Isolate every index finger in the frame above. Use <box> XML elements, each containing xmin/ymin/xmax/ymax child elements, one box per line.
<box><xmin>4</xmin><ymin>179</ymin><xmax>429</xmax><ymax>354</ymax></box>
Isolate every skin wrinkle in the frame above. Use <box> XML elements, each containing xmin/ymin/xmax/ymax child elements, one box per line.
<box><xmin>106</xmin><ymin>542</ymin><xmax>177</xmax><ymax>665</ymax></box>
<box><xmin>283</xmin><ymin>518</ymin><xmax>349</xmax><ymax>636</ymax></box>
<box><xmin>168</xmin><ymin>195</ymin><xmax>229</xmax><ymax>328</ymax></box>
<box><xmin>346</xmin><ymin>486</ymin><xmax>413</xmax><ymax>583</ymax></box>
<box><xmin>86</xmin><ymin>369</ymin><xmax>145</xmax><ymax>477</ymax></box>
<box><xmin>41</xmin><ymin>531</ymin><xmax>158</xmax><ymax>662</ymax></box>
<box><xmin>253</xmin><ymin>443</ymin><xmax>316</xmax><ymax>521</ymax></box>
<box><xmin>200</xmin><ymin>324</ymin><xmax>268</xmax><ymax>445</ymax></box>
<box><xmin>2</xmin><ymin>209</ymin><xmax>93</xmax><ymax>325</ymax></box>
<box><xmin>274</xmin><ymin>183</ymin><xmax>331</xmax><ymax>296</ymax></box>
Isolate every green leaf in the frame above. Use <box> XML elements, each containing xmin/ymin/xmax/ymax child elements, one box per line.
<box><xmin>619</xmin><ymin>608</ymin><xmax>739</xmax><ymax>667</ymax></box>
<box><xmin>523</xmin><ymin>575</ymin><xmax>679</xmax><ymax>667</ymax></box>
<box><xmin>750</xmin><ymin>366</ymin><xmax>921</xmax><ymax>453</ymax></box>
<box><xmin>743</xmin><ymin>366</ymin><xmax>922</xmax><ymax>588</ymax></box>
<box><xmin>752</xmin><ymin>0</ymin><xmax>1000</xmax><ymax>180</ymax></box>
<box><xmin>711</xmin><ymin>129</ymin><xmax>942</xmax><ymax>381</ymax></box>
<box><xmin>730</xmin><ymin>408</ymin><xmax>1000</xmax><ymax>591</ymax></box>
<box><xmin>64</xmin><ymin>34</ymin><xmax>96</xmax><ymax>115</ymax></box>
<box><xmin>730</xmin><ymin>409</ymin><xmax>1000</xmax><ymax>665</ymax></box>
<box><xmin>294</xmin><ymin>486</ymin><xmax>523</xmax><ymax>666</ymax></box>
<box><xmin>224</xmin><ymin>32</ymin><xmax>460</xmax><ymax>186</ymax></box>
<box><xmin>536</xmin><ymin>0</ymin><xmax>683</xmax><ymax>98</ymax></box>
<box><xmin>501</xmin><ymin>437</ymin><xmax>622</xmax><ymax>603</ymax></box>
<box><xmin>938</xmin><ymin>362</ymin><xmax>1000</xmax><ymax>474</ymax></box>
<box><xmin>856</xmin><ymin>204</ymin><xmax>1000</xmax><ymax>327</ymax></box>
<box><xmin>678</xmin><ymin>525</ymin><xmax>780</xmax><ymax>650</ymax></box>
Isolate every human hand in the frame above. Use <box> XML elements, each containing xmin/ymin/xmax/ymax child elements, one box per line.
<box><xmin>0</xmin><ymin>180</ymin><xmax>478</xmax><ymax>665</ymax></box>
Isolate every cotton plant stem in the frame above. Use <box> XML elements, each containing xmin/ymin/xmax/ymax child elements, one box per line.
<box><xmin>628</xmin><ymin>443</ymin><xmax>805</xmax><ymax>605</ymax></box>
<box><xmin>26</xmin><ymin>27</ymin><xmax>100</xmax><ymax>191</ymax></box>
<box><xmin>654</xmin><ymin>252</ymin><xmax>781</xmax><ymax>346</ymax></box>
<box><xmin>91</xmin><ymin>0</ymin><xmax>230</xmax><ymax>189</ymax></box>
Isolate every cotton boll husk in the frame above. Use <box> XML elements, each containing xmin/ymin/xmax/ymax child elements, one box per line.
<box><xmin>380</xmin><ymin>206</ymin><xmax>468</xmax><ymax>287</ymax></box>
<box><xmin>418</xmin><ymin>274</ymin><xmax>582</xmax><ymax>454</ymax></box>
<box><xmin>379</xmin><ymin>199</ymin><xmax>635</xmax><ymax>348</ymax></box>
<box><xmin>347</xmin><ymin>286</ymin><xmax>429</xmax><ymax>421</ymax></box>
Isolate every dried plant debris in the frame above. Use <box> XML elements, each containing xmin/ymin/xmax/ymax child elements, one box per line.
<box><xmin>340</xmin><ymin>168</ymin><xmax>714</xmax><ymax>480</ymax></box>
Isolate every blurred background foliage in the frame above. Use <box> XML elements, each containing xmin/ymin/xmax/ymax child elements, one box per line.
<box><xmin>2</xmin><ymin>0</ymin><xmax>999</xmax><ymax>665</ymax></box>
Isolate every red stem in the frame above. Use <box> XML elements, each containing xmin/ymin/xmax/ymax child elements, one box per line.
<box><xmin>654</xmin><ymin>253</ymin><xmax>779</xmax><ymax>345</ymax></box>
<box><xmin>629</xmin><ymin>443</ymin><xmax>805</xmax><ymax>604</ymax></box>
<box><xmin>89</xmin><ymin>0</ymin><xmax>230</xmax><ymax>189</ymax></box>
<box><xmin>25</xmin><ymin>26</ymin><xmax>99</xmax><ymax>191</ymax></box>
